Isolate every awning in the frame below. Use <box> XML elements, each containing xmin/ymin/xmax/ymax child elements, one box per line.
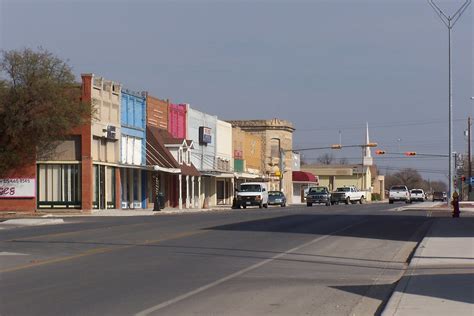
<box><xmin>146</xmin><ymin>165</ymin><xmax>181</xmax><ymax>174</ymax></box>
<box><xmin>200</xmin><ymin>171</ymin><xmax>234</xmax><ymax>178</ymax></box>
<box><xmin>234</xmin><ymin>172</ymin><xmax>261</xmax><ymax>179</ymax></box>
<box><xmin>215</xmin><ymin>173</ymin><xmax>235</xmax><ymax>179</ymax></box>
<box><xmin>292</xmin><ymin>171</ymin><xmax>318</xmax><ymax>183</ymax></box>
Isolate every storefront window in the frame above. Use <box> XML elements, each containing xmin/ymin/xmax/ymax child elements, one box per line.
<box><xmin>37</xmin><ymin>164</ymin><xmax>81</xmax><ymax>208</ymax></box>
<box><xmin>93</xmin><ymin>165</ymin><xmax>115</xmax><ymax>209</ymax></box>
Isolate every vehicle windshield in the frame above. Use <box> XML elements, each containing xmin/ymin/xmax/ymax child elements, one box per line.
<box><xmin>336</xmin><ymin>187</ymin><xmax>351</xmax><ymax>192</ymax></box>
<box><xmin>268</xmin><ymin>191</ymin><xmax>282</xmax><ymax>196</ymax></box>
<box><xmin>391</xmin><ymin>186</ymin><xmax>407</xmax><ymax>191</ymax></box>
<box><xmin>309</xmin><ymin>187</ymin><xmax>327</xmax><ymax>193</ymax></box>
<box><xmin>411</xmin><ymin>190</ymin><xmax>423</xmax><ymax>194</ymax></box>
<box><xmin>240</xmin><ymin>184</ymin><xmax>262</xmax><ymax>192</ymax></box>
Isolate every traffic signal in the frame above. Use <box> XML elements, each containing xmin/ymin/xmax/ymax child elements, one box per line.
<box><xmin>366</xmin><ymin>142</ymin><xmax>378</xmax><ymax>147</ymax></box>
<box><xmin>375</xmin><ymin>150</ymin><xmax>386</xmax><ymax>155</ymax></box>
<box><xmin>405</xmin><ymin>152</ymin><xmax>416</xmax><ymax>156</ymax></box>
<box><xmin>331</xmin><ymin>144</ymin><xmax>342</xmax><ymax>149</ymax></box>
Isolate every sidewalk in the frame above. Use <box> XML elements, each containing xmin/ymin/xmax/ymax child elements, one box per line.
<box><xmin>382</xmin><ymin>217</ymin><xmax>474</xmax><ymax>316</ymax></box>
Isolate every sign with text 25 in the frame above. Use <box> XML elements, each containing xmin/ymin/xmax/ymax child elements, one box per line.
<box><xmin>199</xmin><ymin>126</ymin><xmax>212</xmax><ymax>145</ymax></box>
<box><xmin>0</xmin><ymin>178</ymin><xmax>36</xmax><ymax>198</ymax></box>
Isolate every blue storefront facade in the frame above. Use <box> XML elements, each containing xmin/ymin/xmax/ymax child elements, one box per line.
<box><xmin>120</xmin><ymin>89</ymin><xmax>147</xmax><ymax>209</ymax></box>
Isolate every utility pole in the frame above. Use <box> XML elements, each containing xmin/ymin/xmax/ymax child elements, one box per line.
<box><xmin>469</xmin><ymin>117</ymin><xmax>472</xmax><ymax>197</ymax></box>
<box><xmin>428</xmin><ymin>0</ymin><xmax>471</xmax><ymax>202</ymax></box>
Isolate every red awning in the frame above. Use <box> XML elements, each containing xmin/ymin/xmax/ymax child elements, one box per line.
<box><xmin>292</xmin><ymin>171</ymin><xmax>318</xmax><ymax>183</ymax></box>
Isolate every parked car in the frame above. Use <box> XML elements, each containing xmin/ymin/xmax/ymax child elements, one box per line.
<box><xmin>268</xmin><ymin>191</ymin><xmax>286</xmax><ymax>207</ymax></box>
<box><xmin>236</xmin><ymin>182</ymin><xmax>269</xmax><ymax>209</ymax></box>
<box><xmin>389</xmin><ymin>185</ymin><xmax>411</xmax><ymax>204</ymax></box>
<box><xmin>331</xmin><ymin>186</ymin><xmax>366</xmax><ymax>205</ymax></box>
<box><xmin>432</xmin><ymin>191</ymin><xmax>447</xmax><ymax>202</ymax></box>
<box><xmin>410</xmin><ymin>189</ymin><xmax>425</xmax><ymax>202</ymax></box>
<box><xmin>306</xmin><ymin>186</ymin><xmax>331</xmax><ymax>206</ymax></box>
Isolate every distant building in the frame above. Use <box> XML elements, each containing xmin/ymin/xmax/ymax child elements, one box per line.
<box><xmin>227</xmin><ymin>119</ymin><xmax>295</xmax><ymax>201</ymax></box>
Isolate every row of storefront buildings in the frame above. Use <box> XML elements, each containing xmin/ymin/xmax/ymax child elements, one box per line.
<box><xmin>0</xmin><ymin>73</ymin><xmax>317</xmax><ymax>213</ymax></box>
<box><xmin>0</xmin><ymin>73</ymin><xmax>386</xmax><ymax>213</ymax></box>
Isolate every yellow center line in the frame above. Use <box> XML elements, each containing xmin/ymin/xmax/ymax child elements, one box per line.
<box><xmin>0</xmin><ymin>230</ymin><xmax>206</xmax><ymax>274</ymax></box>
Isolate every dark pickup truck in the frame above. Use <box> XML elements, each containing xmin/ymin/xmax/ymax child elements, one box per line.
<box><xmin>306</xmin><ymin>186</ymin><xmax>331</xmax><ymax>207</ymax></box>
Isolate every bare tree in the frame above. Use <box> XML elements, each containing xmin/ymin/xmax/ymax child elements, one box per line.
<box><xmin>385</xmin><ymin>168</ymin><xmax>424</xmax><ymax>190</ymax></box>
<box><xmin>317</xmin><ymin>153</ymin><xmax>335</xmax><ymax>165</ymax></box>
<box><xmin>339</xmin><ymin>157</ymin><xmax>349</xmax><ymax>165</ymax></box>
<box><xmin>0</xmin><ymin>48</ymin><xmax>91</xmax><ymax>176</ymax></box>
<box><xmin>385</xmin><ymin>168</ymin><xmax>447</xmax><ymax>192</ymax></box>
<box><xmin>430</xmin><ymin>180</ymin><xmax>447</xmax><ymax>192</ymax></box>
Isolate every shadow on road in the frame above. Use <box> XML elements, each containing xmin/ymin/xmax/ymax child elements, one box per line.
<box><xmin>205</xmin><ymin>214</ymin><xmax>474</xmax><ymax>240</ymax></box>
<box><xmin>332</xmin><ymin>272</ymin><xmax>474</xmax><ymax>306</ymax></box>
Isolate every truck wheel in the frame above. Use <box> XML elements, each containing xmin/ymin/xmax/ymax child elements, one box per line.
<box><xmin>264</xmin><ymin>203</ymin><xmax>268</xmax><ymax>208</ymax></box>
<box><xmin>360</xmin><ymin>196</ymin><xmax>365</xmax><ymax>204</ymax></box>
<box><xmin>345</xmin><ymin>197</ymin><xmax>350</xmax><ymax>205</ymax></box>
<box><xmin>307</xmin><ymin>202</ymin><xmax>312</xmax><ymax>207</ymax></box>
<box><xmin>389</xmin><ymin>200</ymin><xmax>393</xmax><ymax>204</ymax></box>
<box><xmin>243</xmin><ymin>205</ymin><xmax>247</xmax><ymax>209</ymax></box>
<box><xmin>281</xmin><ymin>203</ymin><xmax>285</xmax><ymax>207</ymax></box>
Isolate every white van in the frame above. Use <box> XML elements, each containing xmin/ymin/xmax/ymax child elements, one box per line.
<box><xmin>236</xmin><ymin>182</ymin><xmax>269</xmax><ymax>209</ymax></box>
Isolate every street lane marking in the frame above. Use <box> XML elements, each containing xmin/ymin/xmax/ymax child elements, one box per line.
<box><xmin>134</xmin><ymin>219</ymin><xmax>370</xmax><ymax>316</ymax></box>
<box><xmin>0</xmin><ymin>230</ymin><xmax>206</xmax><ymax>274</ymax></box>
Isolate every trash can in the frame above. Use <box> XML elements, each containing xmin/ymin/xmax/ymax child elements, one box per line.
<box><xmin>154</xmin><ymin>192</ymin><xmax>165</xmax><ymax>211</ymax></box>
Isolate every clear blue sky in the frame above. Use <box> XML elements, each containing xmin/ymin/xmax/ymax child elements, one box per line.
<box><xmin>1</xmin><ymin>0</ymin><xmax>472</xmax><ymax>182</ymax></box>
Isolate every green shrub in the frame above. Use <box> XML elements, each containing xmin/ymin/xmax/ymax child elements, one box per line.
<box><xmin>371</xmin><ymin>193</ymin><xmax>381</xmax><ymax>201</ymax></box>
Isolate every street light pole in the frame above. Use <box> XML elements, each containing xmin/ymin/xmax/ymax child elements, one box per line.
<box><xmin>428</xmin><ymin>0</ymin><xmax>471</xmax><ymax>203</ymax></box>
<box><xmin>468</xmin><ymin>116</ymin><xmax>472</xmax><ymax>197</ymax></box>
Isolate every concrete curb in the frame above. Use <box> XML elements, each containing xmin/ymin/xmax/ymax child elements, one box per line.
<box><xmin>38</xmin><ymin>207</ymin><xmax>236</xmax><ymax>217</ymax></box>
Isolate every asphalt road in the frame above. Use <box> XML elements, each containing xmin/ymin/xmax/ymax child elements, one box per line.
<box><xmin>0</xmin><ymin>203</ymin><xmax>441</xmax><ymax>316</ymax></box>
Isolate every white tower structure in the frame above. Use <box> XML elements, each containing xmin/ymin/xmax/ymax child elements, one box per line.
<box><xmin>363</xmin><ymin>122</ymin><xmax>373</xmax><ymax>166</ymax></box>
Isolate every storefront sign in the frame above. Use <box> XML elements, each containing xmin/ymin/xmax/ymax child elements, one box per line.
<box><xmin>0</xmin><ymin>178</ymin><xmax>35</xmax><ymax>198</ymax></box>
<box><xmin>234</xmin><ymin>150</ymin><xmax>243</xmax><ymax>159</ymax></box>
<box><xmin>199</xmin><ymin>126</ymin><xmax>212</xmax><ymax>144</ymax></box>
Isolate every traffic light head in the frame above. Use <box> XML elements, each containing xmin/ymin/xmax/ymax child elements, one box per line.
<box><xmin>375</xmin><ymin>150</ymin><xmax>386</xmax><ymax>155</ymax></box>
<box><xmin>405</xmin><ymin>152</ymin><xmax>416</xmax><ymax>156</ymax></box>
<box><xmin>331</xmin><ymin>144</ymin><xmax>342</xmax><ymax>149</ymax></box>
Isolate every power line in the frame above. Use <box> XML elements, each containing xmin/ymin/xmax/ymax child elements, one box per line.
<box><xmin>296</xmin><ymin>118</ymin><xmax>466</xmax><ymax>132</ymax></box>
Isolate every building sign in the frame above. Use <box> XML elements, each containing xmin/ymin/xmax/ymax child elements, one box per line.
<box><xmin>234</xmin><ymin>150</ymin><xmax>243</xmax><ymax>159</ymax></box>
<box><xmin>0</xmin><ymin>178</ymin><xmax>36</xmax><ymax>198</ymax></box>
<box><xmin>199</xmin><ymin>126</ymin><xmax>212</xmax><ymax>144</ymax></box>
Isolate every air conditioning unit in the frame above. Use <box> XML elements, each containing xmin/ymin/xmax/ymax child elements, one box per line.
<box><xmin>105</xmin><ymin>125</ymin><xmax>117</xmax><ymax>140</ymax></box>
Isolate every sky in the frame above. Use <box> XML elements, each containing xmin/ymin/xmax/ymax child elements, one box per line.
<box><xmin>1</xmin><ymin>0</ymin><xmax>472</xmax><ymax>183</ymax></box>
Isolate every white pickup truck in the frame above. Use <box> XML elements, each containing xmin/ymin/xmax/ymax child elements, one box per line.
<box><xmin>389</xmin><ymin>185</ymin><xmax>411</xmax><ymax>204</ymax></box>
<box><xmin>331</xmin><ymin>186</ymin><xmax>366</xmax><ymax>205</ymax></box>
